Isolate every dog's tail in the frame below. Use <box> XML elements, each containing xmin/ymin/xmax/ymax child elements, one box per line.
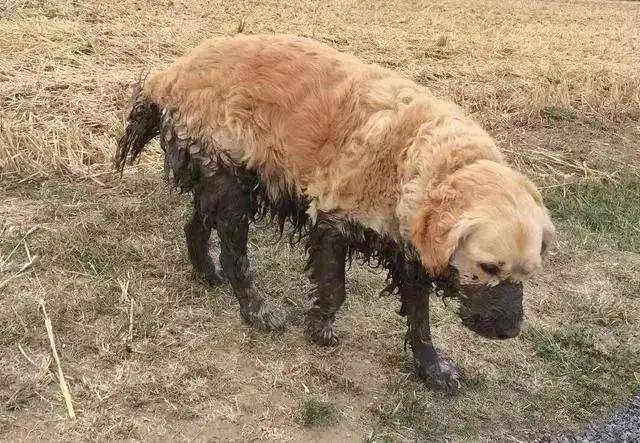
<box><xmin>115</xmin><ymin>76</ymin><xmax>161</xmax><ymax>175</ymax></box>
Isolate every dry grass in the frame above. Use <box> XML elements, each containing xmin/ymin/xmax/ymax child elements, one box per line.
<box><xmin>1</xmin><ymin>0</ymin><xmax>639</xmax><ymax>441</ymax></box>
<box><xmin>1</xmin><ymin>175</ymin><xmax>638</xmax><ymax>441</ymax></box>
<box><xmin>1</xmin><ymin>0</ymin><xmax>639</xmax><ymax>177</ymax></box>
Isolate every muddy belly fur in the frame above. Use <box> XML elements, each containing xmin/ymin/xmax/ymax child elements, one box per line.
<box><xmin>116</xmin><ymin>64</ymin><xmax>463</xmax><ymax>395</ymax></box>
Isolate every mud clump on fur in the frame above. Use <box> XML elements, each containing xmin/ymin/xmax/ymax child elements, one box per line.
<box><xmin>115</xmin><ymin>80</ymin><xmax>160</xmax><ymax>174</ymax></box>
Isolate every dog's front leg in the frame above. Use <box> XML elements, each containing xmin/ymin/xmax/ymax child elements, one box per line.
<box><xmin>400</xmin><ymin>267</ymin><xmax>460</xmax><ymax>394</ymax></box>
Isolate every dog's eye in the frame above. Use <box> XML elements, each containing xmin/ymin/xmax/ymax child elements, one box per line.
<box><xmin>479</xmin><ymin>262</ymin><xmax>500</xmax><ymax>276</ymax></box>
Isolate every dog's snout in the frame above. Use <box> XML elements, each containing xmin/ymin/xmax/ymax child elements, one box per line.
<box><xmin>457</xmin><ymin>280</ymin><xmax>524</xmax><ymax>340</ymax></box>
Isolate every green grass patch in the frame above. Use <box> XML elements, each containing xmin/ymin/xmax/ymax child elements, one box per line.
<box><xmin>544</xmin><ymin>173</ymin><xmax>640</xmax><ymax>252</ymax></box>
<box><xmin>524</xmin><ymin>325</ymin><xmax>640</xmax><ymax>419</ymax></box>
<box><xmin>459</xmin><ymin>368</ymin><xmax>488</xmax><ymax>390</ymax></box>
<box><xmin>380</xmin><ymin>390</ymin><xmax>431</xmax><ymax>428</ymax></box>
<box><xmin>541</xmin><ymin>106</ymin><xmax>577</xmax><ymax>121</ymax></box>
<box><xmin>296</xmin><ymin>396</ymin><xmax>338</xmax><ymax>427</ymax></box>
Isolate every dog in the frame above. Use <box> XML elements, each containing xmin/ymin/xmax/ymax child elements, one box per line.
<box><xmin>116</xmin><ymin>34</ymin><xmax>555</xmax><ymax>393</ymax></box>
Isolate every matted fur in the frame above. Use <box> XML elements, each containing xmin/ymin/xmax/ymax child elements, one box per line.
<box><xmin>119</xmin><ymin>33</ymin><xmax>553</xmax><ymax>282</ymax></box>
<box><xmin>116</xmin><ymin>34</ymin><xmax>556</xmax><ymax>391</ymax></box>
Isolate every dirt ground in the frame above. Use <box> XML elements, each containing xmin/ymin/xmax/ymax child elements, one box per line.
<box><xmin>1</xmin><ymin>0</ymin><xmax>639</xmax><ymax>441</ymax></box>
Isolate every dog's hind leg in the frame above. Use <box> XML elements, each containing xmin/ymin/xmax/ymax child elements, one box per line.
<box><xmin>305</xmin><ymin>215</ymin><xmax>348</xmax><ymax>346</ymax></box>
<box><xmin>185</xmin><ymin>189</ymin><xmax>226</xmax><ymax>286</ymax></box>
<box><xmin>399</xmin><ymin>264</ymin><xmax>460</xmax><ymax>394</ymax></box>
<box><xmin>201</xmin><ymin>172</ymin><xmax>284</xmax><ymax>331</ymax></box>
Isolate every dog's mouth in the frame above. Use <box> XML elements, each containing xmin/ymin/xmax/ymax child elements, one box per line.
<box><xmin>435</xmin><ymin>270</ymin><xmax>524</xmax><ymax>340</ymax></box>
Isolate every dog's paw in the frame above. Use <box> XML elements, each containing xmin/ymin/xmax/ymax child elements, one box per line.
<box><xmin>305</xmin><ymin>310</ymin><xmax>340</xmax><ymax>346</ymax></box>
<box><xmin>306</xmin><ymin>322</ymin><xmax>339</xmax><ymax>347</ymax></box>
<box><xmin>416</xmin><ymin>356</ymin><xmax>460</xmax><ymax>395</ymax></box>
<box><xmin>240</xmin><ymin>297</ymin><xmax>285</xmax><ymax>332</ymax></box>
<box><xmin>197</xmin><ymin>268</ymin><xmax>227</xmax><ymax>286</ymax></box>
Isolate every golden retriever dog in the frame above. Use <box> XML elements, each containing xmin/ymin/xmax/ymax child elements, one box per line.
<box><xmin>116</xmin><ymin>34</ymin><xmax>554</xmax><ymax>393</ymax></box>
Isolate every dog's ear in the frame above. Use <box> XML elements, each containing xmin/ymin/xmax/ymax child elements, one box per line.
<box><xmin>519</xmin><ymin>174</ymin><xmax>556</xmax><ymax>257</ymax></box>
<box><xmin>411</xmin><ymin>185</ymin><xmax>468</xmax><ymax>276</ymax></box>
<box><xmin>519</xmin><ymin>174</ymin><xmax>544</xmax><ymax>206</ymax></box>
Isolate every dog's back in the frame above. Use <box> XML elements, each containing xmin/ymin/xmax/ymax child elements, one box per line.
<box><xmin>123</xmin><ymin>34</ymin><xmax>498</xmax><ymax>239</ymax></box>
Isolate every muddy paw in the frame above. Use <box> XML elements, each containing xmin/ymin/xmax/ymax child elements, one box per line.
<box><xmin>194</xmin><ymin>265</ymin><xmax>227</xmax><ymax>286</ymax></box>
<box><xmin>205</xmin><ymin>268</ymin><xmax>228</xmax><ymax>286</ymax></box>
<box><xmin>199</xmin><ymin>271</ymin><xmax>225</xmax><ymax>286</ymax></box>
<box><xmin>306</xmin><ymin>321</ymin><xmax>339</xmax><ymax>347</ymax></box>
<box><xmin>416</xmin><ymin>357</ymin><xmax>460</xmax><ymax>395</ymax></box>
<box><xmin>240</xmin><ymin>298</ymin><xmax>285</xmax><ymax>332</ymax></box>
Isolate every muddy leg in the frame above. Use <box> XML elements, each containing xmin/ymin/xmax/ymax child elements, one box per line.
<box><xmin>210</xmin><ymin>174</ymin><xmax>283</xmax><ymax>331</ymax></box>
<box><xmin>184</xmin><ymin>192</ymin><xmax>226</xmax><ymax>285</ymax></box>
<box><xmin>305</xmin><ymin>216</ymin><xmax>348</xmax><ymax>346</ymax></box>
<box><xmin>400</xmin><ymin>264</ymin><xmax>460</xmax><ymax>394</ymax></box>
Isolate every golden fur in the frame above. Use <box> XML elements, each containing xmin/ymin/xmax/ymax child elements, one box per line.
<box><xmin>142</xmin><ymin>34</ymin><xmax>554</xmax><ymax>282</ymax></box>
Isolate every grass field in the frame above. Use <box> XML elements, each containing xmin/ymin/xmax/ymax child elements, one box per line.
<box><xmin>1</xmin><ymin>0</ymin><xmax>639</xmax><ymax>441</ymax></box>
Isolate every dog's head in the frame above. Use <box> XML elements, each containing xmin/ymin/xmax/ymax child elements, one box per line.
<box><xmin>411</xmin><ymin>160</ymin><xmax>554</xmax><ymax>339</ymax></box>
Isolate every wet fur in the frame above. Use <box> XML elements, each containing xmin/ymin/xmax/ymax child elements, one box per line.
<box><xmin>130</xmin><ymin>34</ymin><xmax>508</xmax><ymax>250</ymax></box>
<box><xmin>116</xmin><ymin>97</ymin><xmax>450</xmax><ymax>298</ymax></box>
<box><xmin>116</xmin><ymin>34</ymin><xmax>553</xmax><ymax>393</ymax></box>
<box><xmin>119</xmin><ymin>34</ymin><xmax>553</xmax><ymax>284</ymax></box>
<box><xmin>117</xmin><ymin>102</ymin><xmax>461</xmax><ymax>389</ymax></box>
